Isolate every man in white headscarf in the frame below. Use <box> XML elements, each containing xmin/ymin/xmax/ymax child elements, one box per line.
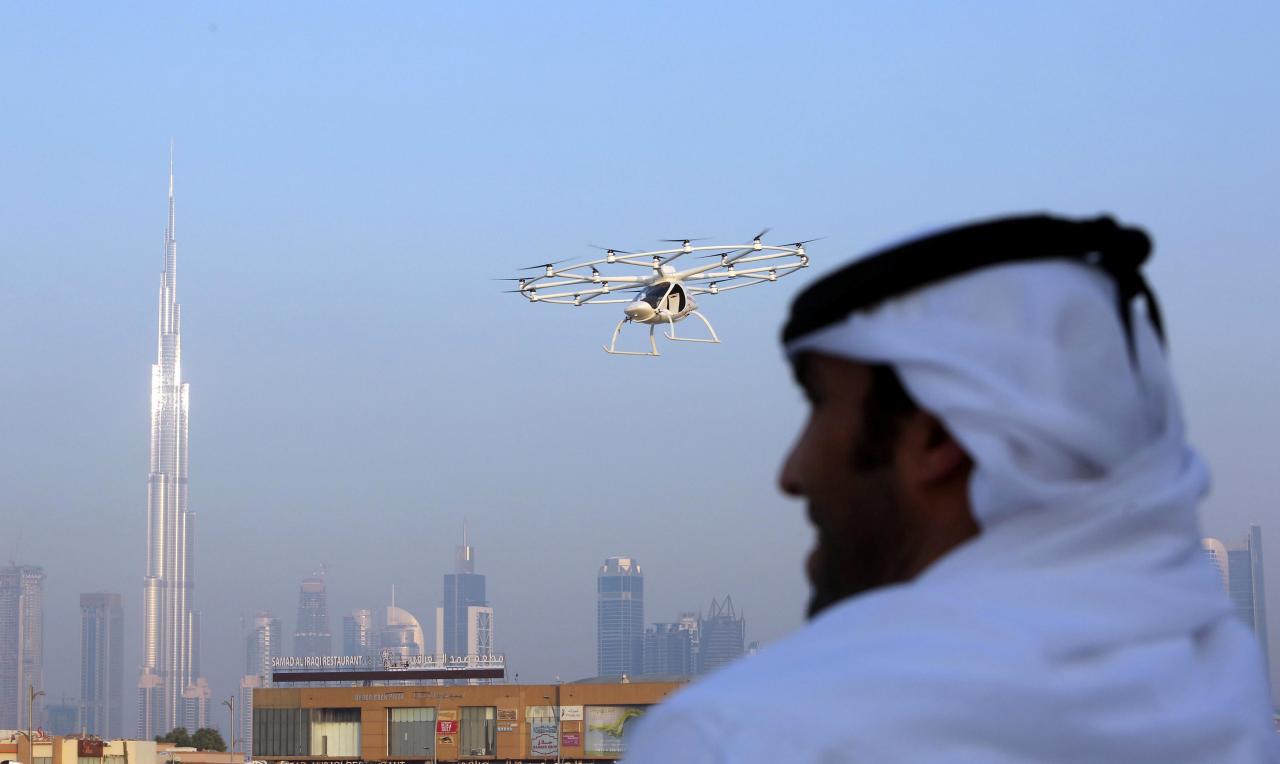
<box><xmin>624</xmin><ymin>214</ymin><xmax>1277</xmax><ymax>762</ymax></box>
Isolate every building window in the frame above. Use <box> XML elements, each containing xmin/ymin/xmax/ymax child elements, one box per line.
<box><xmin>254</xmin><ymin>707</ymin><xmax>310</xmax><ymax>757</ymax></box>
<box><xmin>459</xmin><ymin>706</ymin><xmax>496</xmax><ymax>757</ymax></box>
<box><xmin>311</xmin><ymin>708</ymin><xmax>361</xmax><ymax>758</ymax></box>
<box><xmin>389</xmin><ymin>707</ymin><xmax>436</xmax><ymax>758</ymax></box>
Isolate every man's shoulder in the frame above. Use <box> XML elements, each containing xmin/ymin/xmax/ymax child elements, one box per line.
<box><xmin>654</xmin><ymin>590</ymin><xmax>941</xmax><ymax>715</ymax></box>
<box><xmin>642</xmin><ymin>585</ymin><xmax>1035</xmax><ymax>726</ymax></box>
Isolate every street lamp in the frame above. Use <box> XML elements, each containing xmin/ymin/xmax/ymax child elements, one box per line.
<box><xmin>540</xmin><ymin>687</ymin><xmax>562</xmax><ymax>764</ymax></box>
<box><xmin>221</xmin><ymin>696</ymin><xmax>235</xmax><ymax>760</ymax></box>
<box><xmin>26</xmin><ymin>684</ymin><xmax>45</xmax><ymax>764</ymax></box>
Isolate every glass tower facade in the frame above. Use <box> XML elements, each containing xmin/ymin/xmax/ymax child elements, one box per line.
<box><xmin>139</xmin><ymin>154</ymin><xmax>202</xmax><ymax>737</ymax></box>
<box><xmin>698</xmin><ymin>595</ymin><xmax>746</xmax><ymax>675</ymax></box>
<box><xmin>79</xmin><ymin>593</ymin><xmax>124</xmax><ymax>738</ymax></box>
<box><xmin>1204</xmin><ymin>526</ymin><xmax>1271</xmax><ymax>679</ymax></box>
<box><xmin>0</xmin><ymin>564</ymin><xmax>45</xmax><ymax>730</ymax></box>
<box><xmin>247</xmin><ymin>612</ymin><xmax>283</xmax><ymax>680</ymax></box>
<box><xmin>441</xmin><ymin>533</ymin><xmax>489</xmax><ymax>657</ymax></box>
<box><xmin>342</xmin><ymin>609</ymin><xmax>374</xmax><ymax>658</ymax></box>
<box><xmin>597</xmin><ymin>557</ymin><xmax>643</xmax><ymax>678</ymax></box>
<box><xmin>294</xmin><ymin>572</ymin><xmax>333</xmax><ymax>658</ymax></box>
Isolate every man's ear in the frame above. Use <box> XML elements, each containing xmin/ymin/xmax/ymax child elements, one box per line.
<box><xmin>895</xmin><ymin>411</ymin><xmax>971</xmax><ymax>487</ymax></box>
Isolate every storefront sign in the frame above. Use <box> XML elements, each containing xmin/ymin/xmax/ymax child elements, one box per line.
<box><xmin>559</xmin><ymin>705</ymin><xmax>584</xmax><ymax>721</ymax></box>
<box><xmin>530</xmin><ymin>721</ymin><xmax>558</xmax><ymax>757</ymax></box>
<box><xmin>271</xmin><ymin>653</ymin><xmax>505</xmax><ymax>671</ymax></box>
<box><xmin>436</xmin><ymin>719</ymin><xmax>458</xmax><ymax>734</ymax></box>
<box><xmin>525</xmin><ymin>705</ymin><xmax>555</xmax><ymax>719</ymax></box>
<box><xmin>497</xmin><ymin>708</ymin><xmax>518</xmax><ymax>721</ymax></box>
<box><xmin>561</xmin><ymin>732</ymin><xmax>581</xmax><ymax>747</ymax></box>
<box><xmin>78</xmin><ymin>740</ymin><xmax>104</xmax><ymax>757</ymax></box>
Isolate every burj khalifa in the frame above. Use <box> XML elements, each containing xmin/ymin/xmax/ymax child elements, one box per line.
<box><xmin>137</xmin><ymin>151</ymin><xmax>204</xmax><ymax>737</ymax></box>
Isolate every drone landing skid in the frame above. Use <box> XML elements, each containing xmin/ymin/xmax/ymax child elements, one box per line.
<box><xmin>603</xmin><ymin>318</ymin><xmax>660</xmax><ymax>356</ymax></box>
<box><xmin>663</xmin><ymin>310</ymin><xmax>720</xmax><ymax>344</ymax></box>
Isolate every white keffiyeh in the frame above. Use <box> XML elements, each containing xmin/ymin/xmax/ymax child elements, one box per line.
<box><xmin>625</xmin><ymin>260</ymin><xmax>1276</xmax><ymax>763</ymax></box>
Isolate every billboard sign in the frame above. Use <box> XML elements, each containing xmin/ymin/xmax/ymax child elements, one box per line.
<box><xmin>584</xmin><ymin>705</ymin><xmax>649</xmax><ymax>758</ymax></box>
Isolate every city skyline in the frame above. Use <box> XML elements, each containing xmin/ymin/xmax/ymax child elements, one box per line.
<box><xmin>4</xmin><ymin>3</ymin><xmax>1278</xmax><ymax>732</ymax></box>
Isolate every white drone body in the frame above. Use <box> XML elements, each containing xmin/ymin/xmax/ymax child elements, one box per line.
<box><xmin>504</xmin><ymin>231</ymin><xmax>813</xmax><ymax>356</ymax></box>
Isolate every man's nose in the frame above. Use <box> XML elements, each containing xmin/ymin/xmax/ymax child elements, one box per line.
<box><xmin>778</xmin><ymin>445</ymin><xmax>803</xmax><ymax>497</ymax></box>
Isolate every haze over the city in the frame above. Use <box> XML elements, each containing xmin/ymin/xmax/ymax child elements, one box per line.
<box><xmin>2</xmin><ymin>1</ymin><xmax>1278</xmax><ymax>734</ymax></box>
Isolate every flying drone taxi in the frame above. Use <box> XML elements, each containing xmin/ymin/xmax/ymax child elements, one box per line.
<box><xmin>501</xmin><ymin>230</ymin><xmax>815</xmax><ymax>356</ymax></box>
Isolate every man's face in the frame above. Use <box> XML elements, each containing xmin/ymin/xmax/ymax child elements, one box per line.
<box><xmin>780</xmin><ymin>354</ymin><xmax>919</xmax><ymax>619</ymax></box>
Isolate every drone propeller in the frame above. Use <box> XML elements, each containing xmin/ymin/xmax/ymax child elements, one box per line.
<box><xmin>786</xmin><ymin>237</ymin><xmax>825</xmax><ymax>246</ymax></box>
<box><xmin>658</xmin><ymin>237</ymin><xmax>711</xmax><ymax>243</ymax></box>
<box><xmin>696</xmin><ymin>248</ymin><xmax>746</xmax><ymax>260</ymax></box>
<box><xmin>588</xmin><ymin>244</ymin><xmax>634</xmax><ymax>254</ymax></box>
<box><xmin>518</xmin><ymin>258</ymin><xmax>574</xmax><ymax>271</ymax></box>
<box><xmin>751</xmin><ymin>227</ymin><xmax>772</xmax><ymax>242</ymax></box>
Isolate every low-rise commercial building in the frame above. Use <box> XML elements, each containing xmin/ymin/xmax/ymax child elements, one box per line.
<box><xmin>253</xmin><ymin>681</ymin><xmax>684</xmax><ymax>762</ymax></box>
<box><xmin>0</xmin><ymin>734</ymin><xmax>158</xmax><ymax>764</ymax></box>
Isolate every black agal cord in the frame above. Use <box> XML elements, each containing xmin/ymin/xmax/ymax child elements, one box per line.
<box><xmin>782</xmin><ymin>214</ymin><xmax>1163</xmax><ymax>359</ymax></box>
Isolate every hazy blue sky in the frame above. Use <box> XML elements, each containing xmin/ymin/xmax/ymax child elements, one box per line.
<box><xmin>2</xmin><ymin>1</ymin><xmax>1278</xmax><ymax>731</ymax></box>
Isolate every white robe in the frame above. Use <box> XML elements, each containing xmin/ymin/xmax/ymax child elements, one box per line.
<box><xmin>625</xmin><ymin>261</ymin><xmax>1277</xmax><ymax>762</ymax></box>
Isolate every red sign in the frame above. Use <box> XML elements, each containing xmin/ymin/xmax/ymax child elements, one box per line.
<box><xmin>78</xmin><ymin>740</ymin><xmax>104</xmax><ymax>758</ymax></box>
<box><xmin>437</xmin><ymin>719</ymin><xmax>458</xmax><ymax>734</ymax></box>
<box><xmin>561</xmin><ymin>732</ymin><xmax>581</xmax><ymax>747</ymax></box>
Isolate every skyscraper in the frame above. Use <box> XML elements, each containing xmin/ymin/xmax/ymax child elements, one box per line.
<box><xmin>139</xmin><ymin>151</ymin><xmax>204</xmax><ymax>737</ymax></box>
<box><xmin>46</xmin><ymin>698</ymin><xmax>77</xmax><ymax>735</ymax></box>
<box><xmin>240</xmin><ymin>612</ymin><xmax>280</xmax><ymax>758</ymax></box>
<box><xmin>245</xmin><ymin>612</ymin><xmax>283</xmax><ymax>680</ymax></box>
<box><xmin>698</xmin><ymin>596</ymin><xmax>746</xmax><ymax>675</ymax></box>
<box><xmin>597</xmin><ymin>557</ymin><xmax>643</xmax><ymax>678</ymax></box>
<box><xmin>438</xmin><ymin>529</ymin><xmax>490</xmax><ymax>657</ymax></box>
<box><xmin>342</xmin><ymin>609</ymin><xmax>374</xmax><ymax>658</ymax></box>
<box><xmin>79</xmin><ymin>593</ymin><xmax>124</xmax><ymax>738</ymax></box>
<box><xmin>1205</xmin><ymin>526</ymin><xmax>1270</xmax><ymax>676</ymax></box>
<box><xmin>180</xmin><ymin>677</ymin><xmax>210</xmax><ymax>732</ymax></box>
<box><xmin>642</xmin><ymin>623</ymin><xmax>694</xmax><ymax>678</ymax></box>
<box><xmin>381</xmin><ymin>597</ymin><xmax>427</xmax><ymax>660</ymax></box>
<box><xmin>0</xmin><ymin>564</ymin><xmax>45</xmax><ymax>730</ymax></box>
<box><xmin>293</xmin><ymin>571</ymin><xmax>332</xmax><ymax>658</ymax></box>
